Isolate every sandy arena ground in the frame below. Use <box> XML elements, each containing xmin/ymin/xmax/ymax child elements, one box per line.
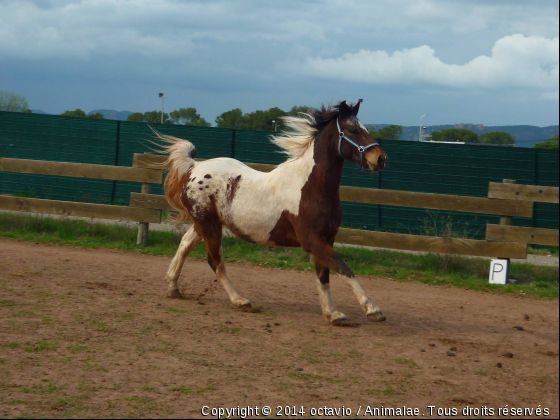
<box><xmin>0</xmin><ymin>238</ymin><xmax>558</xmax><ymax>418</ymax></box>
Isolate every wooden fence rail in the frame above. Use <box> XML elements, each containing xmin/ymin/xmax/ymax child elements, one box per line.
<box><xmin>488</xmin><ymin>182</ymin><xmax>559</xmax><ymax>204</ymax></box>
<box><xmin>0</xmin><ymin>195</ymin><xmax>161</xmax><ymax>223</ymax></box>
<box><xmin>0</xmin><ymin>157</ymin><xmax>163</xmax><ymax>184</ymax></box>
<box><xmin>3</xmin><ymin>153</ymin><xmax>559</xmax><ymax>260</ymax></box>
<box><xmin>486</xmin><ymin>224</ymin><xmax>559</xmax><ymax>247</ymax></box>
<box><xmin>486</xmin><ymin>181</ymin><xmax>559</xmax><ymax>248</ymax></box>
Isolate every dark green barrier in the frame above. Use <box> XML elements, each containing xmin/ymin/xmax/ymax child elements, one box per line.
<box><xmin>1</xmin><ymin>111</ymin><xmax>558</xmax><ymax>239</ymax></box>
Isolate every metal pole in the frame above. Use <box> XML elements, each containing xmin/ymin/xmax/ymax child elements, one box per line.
<box><xmin>419</xmin><ymin>114</ymin><xmax>428</xmax><ymax>141</ymax></box>
<box><xmin>161</xmin><ymin>97</ymin><xmax>165</xmax><ymax>124</ymax></box>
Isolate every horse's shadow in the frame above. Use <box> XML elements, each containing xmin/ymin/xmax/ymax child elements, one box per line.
<box><xmin>185</xmin><ymin>293</ymin><xmax>500</xmax><ymax>338</ymax></box>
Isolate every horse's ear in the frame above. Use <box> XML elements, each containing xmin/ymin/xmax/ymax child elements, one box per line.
<box><xmin>339</xmin><ymin>100</ymin><xmax>351</xmax><ymax>118</ymax></box>
<box><xmin>353</xmin><ymin>99</ymin><xmax>363</xmax><ymax>116</ymax></box>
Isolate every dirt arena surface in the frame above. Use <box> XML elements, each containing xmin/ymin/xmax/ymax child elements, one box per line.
<box><xmin>0</xmin><ymin>238</ymin><xmax>558</xmax><ymax>419</ymax></box>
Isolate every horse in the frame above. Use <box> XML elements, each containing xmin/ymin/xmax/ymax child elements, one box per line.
<box><xmin>157</xmin><ymin>100</ymin><xmax>388</xmax><ymax>325</ymax></box>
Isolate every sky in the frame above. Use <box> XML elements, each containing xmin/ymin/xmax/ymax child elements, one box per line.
<box><xmin>0</xmin><ymin>0</ymin><xmax>558</xmax><ymax>127</ymax></box>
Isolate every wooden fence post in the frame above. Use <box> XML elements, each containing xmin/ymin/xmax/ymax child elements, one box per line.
<box><xmin>497</xmin><ymin>179</ymin><xmax>516</xmax><ymax>281</ymax></box>
<box><xmin>499</xmin><ymin>179</ymin><xmax>516</xmax><ymax>226</ymax></box>
<box><xmin>136</xmin><ymin>183</ymin><xmax>153</xmax><ymax>245</ymax></box>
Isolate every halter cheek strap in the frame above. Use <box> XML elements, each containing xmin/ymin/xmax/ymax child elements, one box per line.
<box><xmin>337</xmin><ymin>119</ymin><xmax>380</xmax><ymax>170</ymax></box>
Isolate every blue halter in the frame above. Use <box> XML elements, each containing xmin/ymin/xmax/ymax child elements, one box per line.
<box><xmin>337</xmin><ymin>118</ymin><xmax>380</xmax><ymax>170</ymax></box>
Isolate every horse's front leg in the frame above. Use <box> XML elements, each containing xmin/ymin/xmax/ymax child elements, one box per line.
<box><xmin>314</xmin><ymin>260</ymin><xmax>348</xmax><ymax>325</ymax></box>
<box><xmin>305</xmin><ymin>235</ymin><xmax>386</xmax><ymax>323</ymax></box>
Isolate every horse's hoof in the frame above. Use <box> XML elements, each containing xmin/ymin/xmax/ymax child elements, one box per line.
<box><xmin>237</xmin><ymin>302</ymin><xmax>253</xmax><ymax>312</ymax></box>
<box><xmin>367</xmin><ymin>311</ymin><xmax>387</xmax><ymax>322</ymax></box>
<box><xmin>167</xmin><ymin>289</ymin><xmax>183</xmax><ymax>299</ymax></box>
<box><xmin>328</xmin><ymin>311</ymin><xmax>348</xmax><ymax>326</ymax></box>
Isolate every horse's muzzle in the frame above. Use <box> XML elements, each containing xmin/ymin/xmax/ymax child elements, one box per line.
<box><xmin>367</xmin><ymin>153</ymin><xmax>388</xmax><ymax>172</ymax></box>
<box><xmin>377</xmin><ymin>155</ymin><xmax>387</xmax><ymax>170</ymax></box>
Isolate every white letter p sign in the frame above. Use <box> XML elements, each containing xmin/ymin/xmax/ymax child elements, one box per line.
<box><xmin>489</xmin><ymin>259</ymin><xmax>509</xmax><ymax>285</ymax></box>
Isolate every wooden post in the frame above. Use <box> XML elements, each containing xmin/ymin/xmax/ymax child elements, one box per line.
<box><xmin>136</xmin><ymin>183</ymin><xmax>153</xmax><ymax>245</ymax></box>
<box><xmin>500</xmin><ymin>179</ymin><xmax>516</xmax><ymax>226</ymax></box>
<box><xmin>497</xmin><ymin>179</ymin><xmax>515</xmax><ymax>281</ymax></box>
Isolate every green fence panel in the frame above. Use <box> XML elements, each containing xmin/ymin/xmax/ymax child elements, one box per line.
<box><xmin>233</xmin><ymin>129</ymin><xmax>285</xmax><ymax>164</ymax></box>
<box><xmin>0</xmin><ymin>111</ymin><xmax>118</xmax><ymax>204</ymax></box>
<box><xmin>1</xmin><ymin>111</ymin><xmax>558</xmax><ymax>240</ymax></box>
<box><xmin>534</xmin><ymin>149</ymin><xmax>560</xmax><ymax>231</ymax></box>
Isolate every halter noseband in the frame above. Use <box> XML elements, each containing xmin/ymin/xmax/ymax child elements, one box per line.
<box><xmin>337</xmin><ymin>118</ymin><xmax>380</xmax><ymax>170</ymax></box>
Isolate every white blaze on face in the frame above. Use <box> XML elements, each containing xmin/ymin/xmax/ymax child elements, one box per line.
<box><xmin>358</xmin><ymin>119</ymin><xmax>368</xmax><ymax>132</ymax></box>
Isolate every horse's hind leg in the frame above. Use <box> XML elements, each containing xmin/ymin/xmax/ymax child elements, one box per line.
<box><xmin>203</xmin><ymin>222</ymin><xmax>251</xmax><ymax>310</ymax></box>
<box><xmin>165</xmin><ymin>226</ymin><xmax>201</xmax><ymax>298</ymax></box>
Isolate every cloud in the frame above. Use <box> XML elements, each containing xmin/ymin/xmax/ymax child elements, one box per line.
<box><xmin>0</xmin><ymin>0</ymin><xmax>329</xmax><ymax>60</ymax></box>
<box><xmin>288</xmin><ymin>34</ymin><xmax>559</xmax><ymax>98</ymax></box>
<box><xmin>0</xmin><ymin>0</ymin><xmax>199</xmax><ymax>58</ymax></box>
<box><xmin>0</xmin><ymin>0</ymin><xmax>558</xmax><ymax>61</ymax></box>
<box><xmin>0</xmin><ymin>0</ymin><xmax>557</xmax><ymax>125</ymax></box>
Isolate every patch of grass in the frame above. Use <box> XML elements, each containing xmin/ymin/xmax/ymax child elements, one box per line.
<box><xmin>170</xmin><ymin>386</ymin><xmax>192</xmax><ymax>395</ymax></box>
<box><xmin>23</xmin><ymin>341</ymin><xmax>57</xmax><ymax>352</ymax></box>
<box><xmin>15</xmin><ymin>310</ymin><xmax>35</xmax><ymax>317</ymax></box>
<box><xmin>382</xmin><ymin>385</ymin><xmax>397</xmax><ymax>396</ymax></box>
<box><xmin>289</xmin><ymin>372</ymin><xmax>324</xmax><ymax>381</ymax></box>
<box><xmin>394</xmin><ymin>358</ymin><xmax>417</xmax><ymax>368</ymax></box>
<box><xmin>93</xmin><ymin>320</ymin><xmax>110</xmax><ymax>332</ymax></box>
<box><xmin>23</xmin><ymin>382</ymin><xmax>67</xmax><ymax>395</ymax></box>
<box><xmin>348</xmin><ymin>349</ymin><xmax>363</xmax><ymax>359</ymax></box>
<box><xmin>529</xmin><ymin>246</ymin><xmax>559</xmax><ymax>257</ymax></box>
<box><xmin>67</xmin><ymin>344</ymin><xmax>88</xmax><ymax>354</ymax></box>
<box><xmin>536</xmin><ymin>375</ymin><xmax>554</xmax><ymax>385</ymax></box>
<box><xmin>196</xmin><ymin>385</ymin><xmax>216</xmax><ymax>395</ymax></box>
<box><xmin>9</xmin><ymin>399</ymin><xmax>30</xmax><ymax>405</ymax></box>
<box><xmin>0</xmin><ymin>213</ymin><xmax>557</xmax><ymax>298</ymax></box>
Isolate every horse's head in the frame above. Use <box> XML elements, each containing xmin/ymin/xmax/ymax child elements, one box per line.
<box><xmin>337</xmin><ymin>100</ymin><xmax>387</xmax><ymax>172</ymax></box>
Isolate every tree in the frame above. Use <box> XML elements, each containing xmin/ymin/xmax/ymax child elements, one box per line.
<box><xmin>479</xmin><ymin>132</ymin><xmax>515</xmax><ymax>145</ymax></box>
<box><xmin>126</xmin><ymin>110</ymin><xmax>170</xmax><ymax>124</ymax></box>
<box><xmin>286</xmin><ymin>105</ymin><xmax>311</xmax><ymax>117</ymax></box>
<box><xmin>243</xmin><ymin>107</ymin><xmax>290</xmax><ymax>131</ymax></box>
<box><xmin>369</xmin><ymin>125</ymin><xmax>403</xmax><ymax>140</ymax></box>
<box><xmin>169</xmin><ymin>108</ymin><xmax>210</xmax><ymax>126</ymax></box>
<box><xmin>215</xmin><ymin>108</ymin><xmax>244</xmax><ymax>129</ymax></box>
<box><xmin>431</xmin><ymin>128</ymin><xmax>479</xmax><ymax>143</ymax></box>
<box><xmin>61</xmin><ymin>109</ymin><xmax>86</xmax><ymax>118</ymax></box>
<box><xmin>127</xmin><ymin>112</ymin><xmax>145</xmax><ymax>122</ymax></box>
<box><xmin>144</xmin><ymin>110</ymin><xmax>170</xmax><ymax>124</ymax></box>
<box><xmin>535</xmin><ymin>135</ymin><xmax>559</xmax><ymax>150</ymax></box>
<box><xmin>0</xmin><ymin>91</ymin><xmax>30</xmax><ymax>112</ymax></box>
<box><xmin>61</xmin><ymin>109</ymin><xmax>104</xmax><ymax>119</ymax></box>
<box><xmin>216</xmin><ymin>105</ymin><xmax>311</xmax><ymax>130</ymax></box>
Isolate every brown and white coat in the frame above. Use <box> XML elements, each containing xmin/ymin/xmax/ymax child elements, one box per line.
<box><xmin>159</xmin><ymin>101</ymin><xmax>388</xmax><ymax>325</ymax></box>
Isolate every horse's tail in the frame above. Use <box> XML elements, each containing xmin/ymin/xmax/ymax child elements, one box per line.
<box><xmin>151</xmin><ymin>131</ymin><xmax>197</xmax><ymax>223</ymax></box>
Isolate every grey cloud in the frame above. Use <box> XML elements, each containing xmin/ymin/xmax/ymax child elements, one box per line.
<box><xmin>0</xmin><ymin>0</ymin><xmax>558</xmax><ymax>126</ymax></box>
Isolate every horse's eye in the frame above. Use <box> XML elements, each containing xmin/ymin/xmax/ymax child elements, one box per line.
<box><xmin>349</xmin><ymin>128</ymin><xmax>358</xmax><ymax>134</ymax></box>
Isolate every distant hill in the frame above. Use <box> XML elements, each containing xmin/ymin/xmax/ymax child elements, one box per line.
<box><xmin>91</xmin><ymin>109</ymin><xmax>133</xmax><ymax>121</ymax></box>
<box><xmin>368</xmin><ymin>123</ymin><xmax>559</xmax><ymax>148</ymax></box>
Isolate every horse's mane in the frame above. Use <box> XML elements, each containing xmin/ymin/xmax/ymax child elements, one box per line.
<box><xmin>271</xmin><ymin>102</ymin><xmax>344</xmax><ymax>160</ymax></box>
